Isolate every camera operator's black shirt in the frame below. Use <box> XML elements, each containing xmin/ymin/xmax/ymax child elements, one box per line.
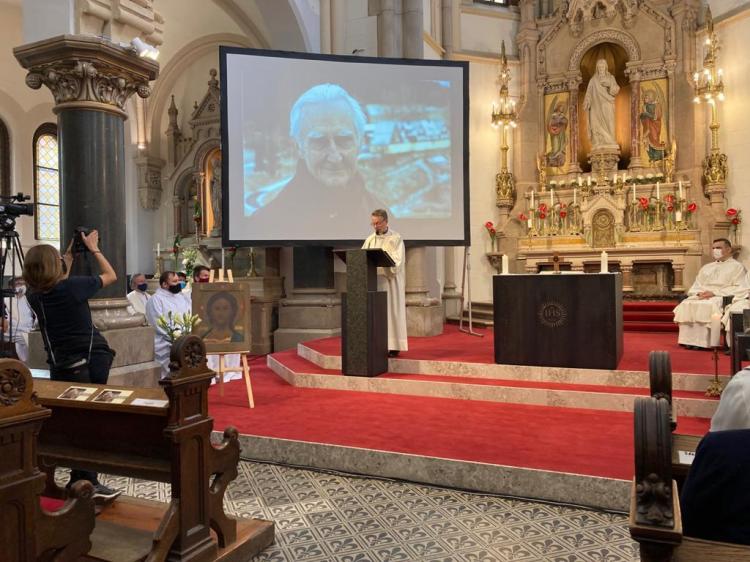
<box><xmin>27</xmin><ymin>276</ymin><xmax>110</xmax><ymax>366</ymax></box>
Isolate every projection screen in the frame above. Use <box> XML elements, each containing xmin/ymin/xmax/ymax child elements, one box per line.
<box><xmin>220</xmin><ymin>47</ymin><xmax>469</xmax><ymax>246</ymax></box>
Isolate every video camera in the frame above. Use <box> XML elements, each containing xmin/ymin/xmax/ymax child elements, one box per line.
<box><xmin>0</xmin><ymin>193</ymin><xmax>33</xmax><ymax>231</ymax></box>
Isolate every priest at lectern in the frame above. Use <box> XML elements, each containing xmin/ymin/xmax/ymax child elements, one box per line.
<box><xmin>362</xmin><ymin>209</ymin><xmax>408</xmax><ymax>356</ymax></box>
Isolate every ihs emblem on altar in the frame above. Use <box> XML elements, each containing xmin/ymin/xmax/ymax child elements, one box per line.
<box><xmin>538</xmin><ymin>301</ymin><xmax>568</xmax><ymax>328</ymax></box>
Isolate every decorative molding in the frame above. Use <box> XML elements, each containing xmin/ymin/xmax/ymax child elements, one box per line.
<box><xmin>135</xmin><ymin>152</ymin><xmax>165</xmax><ymax>210</ymax></box>
<box><xmin>14</xmin><ymin>34</ymin><xmax>158</xmax><ymax>119</ymax></box>
<box><xmin>568</xmin><ymin>29</ymin><xmax>641</xmax><ymax>71</ymax></box>
<box><xmin>460</xmin><ymin>4</ymin><xmax>521</xmax><ymax>21</ymax></box>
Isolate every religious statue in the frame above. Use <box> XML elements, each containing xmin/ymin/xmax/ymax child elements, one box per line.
<box><xmin>536</xmin><ymin>153</ymin><xmax>548</xmax><ymax>190</ymax></box>
<box><xmin>663</xmin><ymin>139</ymin><xmax>676</xmax><ymax>183</ymax></box>
<box><xmin>583</xmin><ymin>59</ymin><xmax>620</xmax><ymax>149</ymax></box>
<box><xmin>545</xmin><ymin>98</ymin><xmax>568</xmax><ymax>168</ymax></box>
<box><xmin>640</xmin><ymin>87</ymin><xmax>666</xmax><ymax>162</ymax></box>
<box><xmin>210</xmin><ymin>156</ymin><xmax>222</xmax><ymax>234</ymax></box>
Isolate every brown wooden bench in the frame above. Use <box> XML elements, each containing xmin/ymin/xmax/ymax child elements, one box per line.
<box><xmin>629</xmin><ymin>396</ymin><xmax>750</xmax><ymax>561</ymax></box>
<box><xmin>33</xmin><ymin>335</ymin><xmax>274</xmax><ymax>562</ymax></box>
<box><xmin>1</xmin><ymin>358</ymin><xmax>96</xmax><ymax>562</ymax></box>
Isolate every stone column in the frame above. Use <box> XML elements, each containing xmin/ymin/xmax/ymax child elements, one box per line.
<box><xmin>627</xmin><ymin>67</ymin><xmax>644</xmax><ymax>170</ymax></box>
<box><xmin>274</xmin><ymin>247</ymin><xmax>341</xmax><ymax>351</ymax></box>
<box><xmin>672</xmin><ymin>262</ymin><xmax>685</xmax><ymax>293</ymax></box>
<box><xmin>16</xmin><ymin>35</ymin><xmax>161</xmax><ymax>385</ymax></box>
<box><xmin>441</xmin><ymin>246</ymin><xmax>461</xmax><ymax>319</ymax></box>
<box><xmin>564</xmin><ymin>78</ymin><xmax>583</xmax><ymax>175</ymax></box>
<box><xmin>621</xmin><ymin>264</ymin><xmax>634</xmax><ymax>292</ymax></box>
<box><xmin>15</xmin><ymin>35</ymin><xmax>158</xmax><ymax>297</ymax></box>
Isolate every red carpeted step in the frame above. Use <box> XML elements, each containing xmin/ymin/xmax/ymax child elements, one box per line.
<box><xmin>623</xmin><ymin>301</ymin><xmax>679</xmax><ymax>312</ymax></box>
<box><xmin>624</xmin><ymin>321</ymin><xmax>678</xmax><ymax>332</ymax></box>
<box><xmin>623</xmin><ymin>311</ymin><xmax>675</xmax><ymax>322</ymax></box>
<box><xmin>207</xmin><ymin>364</ymin><xmax>712</xmax><ymax>481</ymax></box>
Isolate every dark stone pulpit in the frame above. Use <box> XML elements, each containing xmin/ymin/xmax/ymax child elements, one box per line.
<box><xmin>335</xmin><ymin>249</ymin><xmax>395</xmax><ymax>377</ymax></box>
<box><xmin>493</xmin><ymin>273</ymin><xmax>623</xmax><ymax>369</ymax></box>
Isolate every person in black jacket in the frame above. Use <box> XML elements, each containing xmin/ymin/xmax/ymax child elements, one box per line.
<box><xmin>23</xmin><ymin>231</ymin><xmax>120</xmax><ymax>501</ymax></box>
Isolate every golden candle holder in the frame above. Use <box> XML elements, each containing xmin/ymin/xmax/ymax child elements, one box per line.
<box><xmin>705</xmin><ymin>347</ymin><xmax>724</xmax><ymax>397</ymax></box>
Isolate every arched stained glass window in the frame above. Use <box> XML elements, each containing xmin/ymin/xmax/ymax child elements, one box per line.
<box><xmin>33</xmin><ymin>123</ymin><xmax>60</xmax><ymax>244</ymax></box>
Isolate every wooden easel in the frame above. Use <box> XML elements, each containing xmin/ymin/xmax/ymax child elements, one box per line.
<box><xmin>207</xmin><ymin>267</ymin><xmax>254</xmax><ymax>408</ymax></box>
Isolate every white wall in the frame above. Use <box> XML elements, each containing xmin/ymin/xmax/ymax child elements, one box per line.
<box><xmin>0</xmin><ymin>1</ymin><xmax>57</xmax><ymax>254</ymax></box>
<box><xmin>714</xmin><ymin>5</ymin><xmax>750</xmax><ymax>260</ymax></box>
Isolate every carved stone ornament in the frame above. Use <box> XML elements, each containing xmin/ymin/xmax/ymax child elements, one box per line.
<box><xmin>0</xmin><ymin>366</ymin><xmax>26</xmax><ymax>406</ymax></box>
<box><xmin>568</xmin><ymin>29</ymin><xmax>641</xmax><ymax>72</ymax></box>
<box><xmin>136</xmin><ymin>153</ymin><xmax>165</xmax><ymax>210</ymax></box>
<box><xmin>495</xmin><ymin>170</ymin><xmax>516</xmax><ymax>209</ymax></box>
<box><xmin>702</xmin><ymin>151</ymin><xmax>728</xmax><ymax>187</ymax></box>
<box><xmin>14</xmin><ymin>34</ymin><xmax>159</xmax><ymax>119</ymax></box>
<box><xmin>168</xmin><ymin>334</ymin><xmax>208</xmax><ymax>377</ymax></box>
<box><xmin>0</xmin><ymin>358</ymin><xmax>41</xmax><ymax>416</ymax></box>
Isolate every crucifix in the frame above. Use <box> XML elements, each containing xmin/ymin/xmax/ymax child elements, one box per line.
<box><xmin>551</xmin><ymin>252</ymin><xmax>561</xmax><ymax>274</ymax></box>
<box><xmin>154</xmin><ymin>243</ymin><xmax>162</xmax><ymax>276</ymax></box>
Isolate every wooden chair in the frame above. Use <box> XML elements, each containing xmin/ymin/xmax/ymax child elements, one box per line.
<box><xmin>0</xmin><ymin>358</ymin><xmax>96</xmax><ymax>562</ymax></box>
<box><xmin>33</xmin><ymin>335</ymin><xmax>274</xmax><ymax>562</ymax></box>
<box><xmin>629</xmin><ymin>397</ymin><xmax>750</xmax><ymax>561</ymax></box>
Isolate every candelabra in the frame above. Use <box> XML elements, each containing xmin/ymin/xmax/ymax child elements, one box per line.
<box><xmin>693</xmin><ymin>7</ymin><xmax>728</xmax><ymax>205</ymax></box>
<box><xmin>492</xmin><ymin>40</ymin><xmax>518</xmax><ymax>213</ymax></box>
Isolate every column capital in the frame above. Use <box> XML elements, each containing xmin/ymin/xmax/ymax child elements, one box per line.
<box><xmin>14</xmin><ymin>34</ymin><xmax>158</xmax><ymax>119</ymax></box>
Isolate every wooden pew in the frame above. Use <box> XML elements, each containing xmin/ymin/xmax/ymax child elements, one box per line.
<box><xmin>0</xmin><ymin>358</ymin><xmax>96</xmax><ymax>562</ymax></box>
<box><xmin>648</xmin><ymin>350</ymin><xmax>701</xmax><ymax>481</ymax></box>
<box><xmin>629</xmin><ymin>397</ymin><xmax>750</xmax><ymax>561</ymax></box>
<box><xmin>34</xmin><ymin>335</ymin><xmax>274</xmax><ymax>562</ymax></box>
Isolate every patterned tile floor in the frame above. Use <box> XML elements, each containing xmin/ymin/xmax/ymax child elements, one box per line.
<box><xmin>92</xmin><ymin>462</ymin><xmax>639</xmax><ymax>562</ymax></box>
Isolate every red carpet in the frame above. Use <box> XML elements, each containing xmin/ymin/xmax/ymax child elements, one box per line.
<box><xmin>304</xmin><ymin>324</ymin><xmax>735</xmax><ymax>376</ymax></box>
<box><xmin>208</xmin><ymin>358</ymin><xmax>711</xmax><ymax>482</ymax></box>
<box><xmin>623</xmin><ymin>301</ymin><xmax>679</xmax><ymax>333</ymax></box>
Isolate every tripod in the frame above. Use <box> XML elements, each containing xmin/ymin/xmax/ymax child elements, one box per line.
<box><xmin>0</xmin><ymin>229</ymin><xmax>26</xmax><ymax>358</ymax></box>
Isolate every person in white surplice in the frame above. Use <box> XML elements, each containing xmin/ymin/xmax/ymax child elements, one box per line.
<box><xmin>673</xmin><ymin>238</ymin><xmax>748</xmax><ymax>349</ymax></box>
<box><xmin>362</xmin><ymin>209</ymin><xmax>408</xmax><ymax>356</ymax></box>
<box><xmin>145</xmin><ymin>271</ymin><xmax>191</xmax><ymax>378</ymax></box>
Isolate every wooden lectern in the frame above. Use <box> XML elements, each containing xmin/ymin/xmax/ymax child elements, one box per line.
<box><xmin>493</xmin><ymin>273</ymin><xmax>623</xmax><ymax>369</ymax></box>
<box><xmin>335</xmin><ymin>248</ymin><xmax>395</xmax><ymax>377</ymax></box>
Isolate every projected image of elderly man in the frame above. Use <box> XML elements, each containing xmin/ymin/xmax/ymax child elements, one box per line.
<box><xmin>250</xmin><ymin>84</ymin><xmax>387</xmax><ymax>237</ymax></box>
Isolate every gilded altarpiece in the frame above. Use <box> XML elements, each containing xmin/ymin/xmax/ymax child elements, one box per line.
<box><xmin>506</xmin><ymin>0</ymin><xmax>730</xmax><ymax>295</ymax></box>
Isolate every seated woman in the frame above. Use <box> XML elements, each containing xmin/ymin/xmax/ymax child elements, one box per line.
<box><xmin>680</xmin><ymin>366</ymin><xmax>750</xmax><ymax>545</ymax></box>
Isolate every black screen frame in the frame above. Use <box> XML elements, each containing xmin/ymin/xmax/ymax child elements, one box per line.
<box><xmin>220</xmin><ymin>46</ymin><xmax>470</xmax><ymax>248</ymax></box>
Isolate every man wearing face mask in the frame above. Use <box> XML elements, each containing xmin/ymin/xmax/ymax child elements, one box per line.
<box><xmin>3</xmin><ymin>277</ymin><xmax>37</xmax><ymax>361</ymax></box>
<box><xmin>673</xmin><ymin>239</ymin><xmax>748</xmax><ymax>349</ymax></box>
<box><xmin>145</xmin><ymin>270</ymin><xmax>191</xmax><ymax>377</ymax></box>
<box><xmin>126</xmin><ymin>273</ymin><xmax>150</xmax><ymax>316</ymax></box>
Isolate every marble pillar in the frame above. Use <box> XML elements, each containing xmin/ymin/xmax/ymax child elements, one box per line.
<box><xmin>405</xmin><ymin>247</ymin><xmax>443</xmax><ymax>336</ymax></box>
<box><xmin>442</xmin><ymin>246</ymin><xmax>461</xmax><ymax>320</ymax></box>
<box><xmin>15</xmin><ymin>35</ymin><xmax>160</xmax><ymax>384</ymax></box>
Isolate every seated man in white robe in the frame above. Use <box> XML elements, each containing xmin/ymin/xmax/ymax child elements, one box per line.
<box><xmin>126</xmin><ymin>273</ymin><xmax>150</xmax><ymax>316</ymax></box>
<box><xmin>362</xmin><ymin>208</ymin><xmax>408</xmax><ymax>356</ymax></box>
<box><xmin>722</xmin><ymin>270</ymin><xmax>750</xmax><ymax>343</ymax></box>
<box><xmin>674</xmin><ymin>238</ymin><xmax>748</xmax><ymax>349</ymax></box>
<box><xmin>145</xmin><ymin>271</ymin><xmax>191</xmax><ymax>377</ymax></box>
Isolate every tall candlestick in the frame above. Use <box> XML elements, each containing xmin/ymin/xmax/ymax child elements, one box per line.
<box><xmin>632</xmin><ymin>185</ymin><xmax>636</xmax><ymax>203</ymax></box>
<box><xmin>550</xmin><ymin>189</ymin><xmax>554</xmax><ymax>206</ymax></box>
<box><xmin>587</xmin><ymin>176</ymin><xmax>592</xmax><ymax>187</ymax></box>
<box><xmin>656</xmin><ymin>181</ymin><xmax>660</xmax><ymax>200</ymax></box>
<box><xmin>675</xmin><ymin>210</ymin><xmax>683</xmax><ymax>222</ymax></box>
<box><xmin>573</xmin><ymin>188</ymin><xmax>577</xmax><ymax>205</ymax></box>
<box><xmin>679</xmin><ymin>180</ymin><xmax>684</xmax><ymax>199</ymax></box>
<box><xmin>501</xmin><ymin>254</ymin><xmax>509</xmax><ymax>275</ymax></box>
<box><xmin>527</xmin><ymin>218</ymin><xmax>532</xmax><ymax>228</ymax></box>
<box><xmin>221</xmin><ymin>248</ymin><xmax>225</xmax><ymax>271</ymax></box>
<box><xmin>578</xmin><ymin>176</ymin><xmax>582</xmax><ymax>187</ymax></box>
<box><xmin>157</xmin><ymin>243</ymin><xmax>160</xmax><ymax>255</ymax></box>
<box><xmin>531</xmin><ymin>190</ymin><xmax>535</xmax><ymax>209</ymax></box>
<box><xmin>600</xmin><ymin>250</ymin><xmax>608</xmax><ymax>273</ymax></box>
<box><xmin>613</xmin><ymin>173</ymin><xmax>618</xmax><ymax>184</ymax></box>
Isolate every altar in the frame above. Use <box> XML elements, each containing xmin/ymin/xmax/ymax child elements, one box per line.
<box><xmin>493</xmin><ymin>273</ymin><xmax>623</xmax><ymax>370</ymax></box>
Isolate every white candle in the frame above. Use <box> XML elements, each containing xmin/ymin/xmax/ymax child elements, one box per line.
<box><xmin>221</xmin><ymin>248</ymin><xmax>225</xmax><ymax>270</ymax></box>
<box><xmin>573</xmin><ymin>188</ymin><xmax>577</xmax><ymax>205</ymax></box>
<box><xmin>656</xmin><ymin>182</ymin><xmax>660</xmax><ymax>199</ymax></box>
<box><xmin>550</xmin><ymin>189</ymin><xmax>554</xmax><ymax>206</ymax></box>
<box><xmin>710</xmin><ymin>312</ymin><xmax>722</xmax><ymax>347</ymax></box>
<box><xmin>531</xmin><ymin>190</ymin><xmax>535</xmax><ymax>208</ymax></box>
<box><xmin>623</xmin><ymin>173</ymin><xmax>628</xmax><ymax>183</ymax></box>
<box><xmin>527</xmin><ymin>218</ymin><xmax>532</xmax><ymax>228</ymax></box>
<box><xmin>675</xmin><ymin>210</ymin><xmax>683</xmax><ymax>222</ymax></box>
<box><xmin>578</xmin><ymin>176</ymin><xmax>582</xmax><ymax>187</ymax></box>
<box><xmin>613</xmin><ymin>173</ymin><xmax>618</xmax><ymax>184</ymax></box>
<box><xmin>587</xmin><ymin>176</ymin><xmax>592</xmax><ymax>187</ymax></box>
<box><xmin>600</xmin><ymin>250</ymin><xmax>608</xmax><ymax>273</ymax></box>
<box><xmin>501</xmin><ymin>254</ymin><xmax>509</xmax><ymax>275</ymax></box>
<box><xmin>632</xmin><ymin>185</ymin><xmax>636</xmax><ymax>203</ymax></box>
<box><xmin>157</xmin><ymin>243</ymin><xmax>160</xmax><ymax>255</ymax></box>
<box><xmin>679</xmin><ymin>180</ymin><xmax>684</xmax><ymax>199</ymax></box>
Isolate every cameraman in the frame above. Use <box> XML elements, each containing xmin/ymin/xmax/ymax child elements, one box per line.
<box><xmin>23</xmin><ymin>231</ymin><xmax>120</xmax><ymax>500</ymax></box>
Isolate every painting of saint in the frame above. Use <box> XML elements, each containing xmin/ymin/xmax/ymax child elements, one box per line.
<box><xmin>191</xmin><ymin>282</ymin><xmax>252</xmax><ymax>353</ymax></box>
<box><xmin>640</xmin><ymin>81</ymin><xmax>667</xmax><ymax>163</ymax></box>
<box><xmin>545</xmin><ymin>95</ymin><xmax>569</xmax><ymax>168</ymax></box>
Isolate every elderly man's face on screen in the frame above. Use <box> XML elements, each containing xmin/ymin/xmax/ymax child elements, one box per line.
<box><xmin>298</xmin><ymin>100</ymin><xmax>361</xmax><ymax>188</ymax></box>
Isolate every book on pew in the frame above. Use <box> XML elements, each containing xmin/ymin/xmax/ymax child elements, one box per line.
<box><xmin>92</xmin><ymin>389</ymin><xmax>133</xmax><ymax>404</ymax></box>
<box><xmin>678</xmin><ymin>450</ymin><xmax>696</xmax><ymax>465</ymax></box>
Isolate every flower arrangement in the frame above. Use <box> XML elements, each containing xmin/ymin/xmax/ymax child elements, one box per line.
<box><xmin>519</xmin><ymin>213</ymin><xmax>528</xmax><ymax>222</ymax></box>
<box><xmin>687</xmin><ymin>202</ymin><xmax>698</xmax><ymax>214</ymax></box>
<box><xmin>726</xmin><ymin>208</ymin><xmax>742</xmax><ymax>226</ymax></box>
<box><xmin>537</xmin><ymin>203</ymin><xmax>547</xmax><ymax>220</ymax></box>
<box><xmin>228</xmin><ymin>245</ymin><xmax>238</xmax><ymax>268</ymax></box>
<box><xmin>181</xmin><ymin>246</ymin><xmax>200</xmax><ymax>280</ymax></box>
<box><xmin>484</xmin><ymin>221</ymin><xmax>497</xmax><ymax>250</ymax></box>
<box><xmin>638</xmin><ymin>197</ymin><xmax>650</xmax><ymax>210</ymax></box>
<box><xmin>172</xmin><ymin>234</ymin><xmax>182</xmax><ymax>257</ymax></box>
<box><xmin>156</xmin><ymin>311</ymin><xmax>202</xmax><ymax>343</ymax></box>
<box><xmin>559</xmin><ymin>203</ymin><xmax>568</xmax><ymax>219</ymax></box>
